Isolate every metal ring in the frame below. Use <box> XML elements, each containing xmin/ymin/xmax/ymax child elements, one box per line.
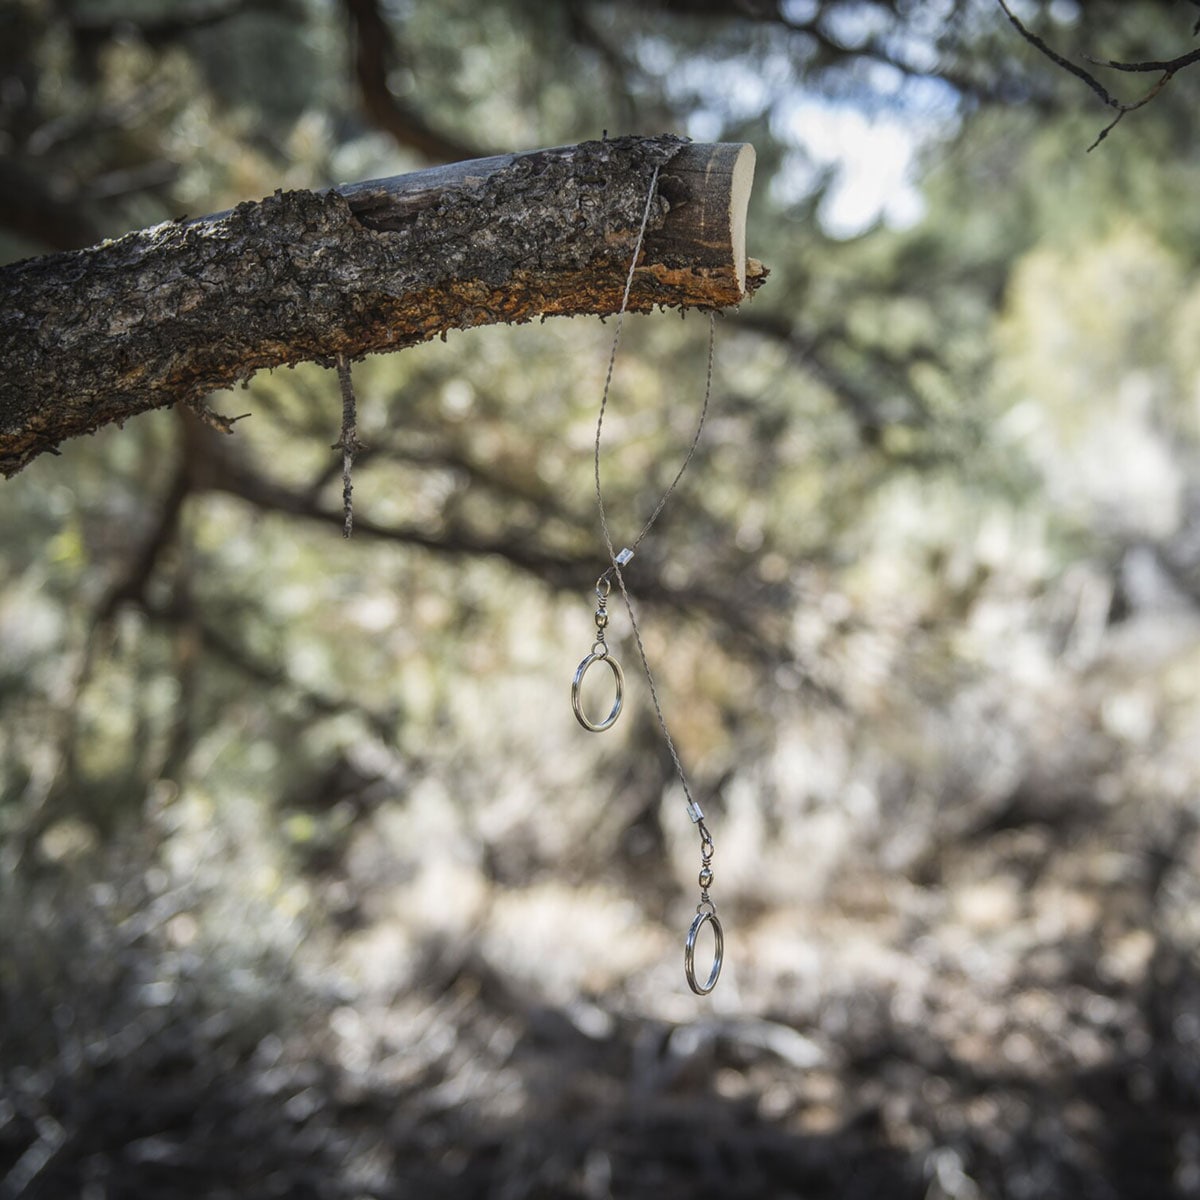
<box><xmin>684</xmin><ymin>909</ymin><xmax>724</xmax><ymax>995</ymax></box>
<box><xmin>571</xmin><ymin>651</ymin><xmax>624</xmax><ymax>732</ymax></box>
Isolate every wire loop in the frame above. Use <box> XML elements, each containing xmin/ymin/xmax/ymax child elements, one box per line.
<box><xmin>582</xmin><ymin>161</ymin><xmax>726</xmax><ymax>993</ymax></box>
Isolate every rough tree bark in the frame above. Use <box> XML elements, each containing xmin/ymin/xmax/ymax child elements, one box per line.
<box><xmin>0</xmin><ymin>135</ymin><xmax>760</xmax><ymax>477</ymax></box>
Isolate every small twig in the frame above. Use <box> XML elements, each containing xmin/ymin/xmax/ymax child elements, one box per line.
<box><xmin>996</xmin><ymin>0</ymin><xmax>1119</xmax><ymax>108</ymax></box>
<box><xmin>1084</xmin><ymin>47</ymin><xmax>1200</xmax><ymax>74</ymax></box>
<box><xmin>1086</xmin><ymin>72</ymin><xmax>1175</xmax><ymax>152</ymax></box>
<box><xmin>185</xmin><ymin>399</ymin><xmax>250</xmax><ymax>434</ymax></box>
<box><xmin>333</xmin><ymin>354</ymin><xmax>362</xmax><ymax>538</ymax></box>
<box><xmin>996</xmin><ymin>0</ymin><xmax>1194</xmax><ymax>151</ymax></box>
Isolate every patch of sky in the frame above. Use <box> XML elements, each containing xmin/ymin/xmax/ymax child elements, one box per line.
<box><xmin>633</xmin><ymin>16</ymin><xmax>961</xmax><ymax>239</ymax></box>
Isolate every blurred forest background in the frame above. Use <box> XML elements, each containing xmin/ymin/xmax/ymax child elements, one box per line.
<box><xmin>5</xmin><ymin>1</ymin><xmax>1200</xmax><ymax>1197</ymax></box>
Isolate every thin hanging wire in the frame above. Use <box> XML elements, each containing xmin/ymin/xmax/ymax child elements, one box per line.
<box><xmin>591</xmin><ymin>164</ymin><xmax>717</xmax><ymax>826</ymax></box>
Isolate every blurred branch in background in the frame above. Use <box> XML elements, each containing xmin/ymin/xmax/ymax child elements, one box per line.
<box><xmin>0</xmin><ymin>156</ymin><xmax>104</xmax><ymax>252</ymax></box>
<box><xmin>342</xmin><ymin>0</ymin><xmax>488</xmax><ymax>161</ymax></box>
<box><xmin>997</xmin><ymin>0</ymin><xmax>1200</xmax><ymax>148</ymax></box>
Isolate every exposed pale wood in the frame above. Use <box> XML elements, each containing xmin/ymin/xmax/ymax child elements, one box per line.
<box><xmin>0</xmin><ymin>135</ymin><xmax>761</xmax><ymax>477</ymax></box>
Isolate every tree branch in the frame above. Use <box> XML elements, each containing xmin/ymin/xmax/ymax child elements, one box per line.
<box><xmin>0</xmin><ymin>158</ymin><xmax>103</xmax><ymax>251</ymax></box>
<box><xmin>1083</xmin><ymin>48</ymin><xmax>1200</xmax><ymax>75</ymax></box>
<box><xmin>341</xmin><ymin>0</ymin><xmax>485</xmax><ymax>162</ymax></box>
<box><xmin>996</xmin><ymin>0</ymin><xmax>1197</xmax><ymax>150</ymax></box>
<box><xmin>0</xmin><ymin>136</ymin><xmax>761</xmax><ymax>476</ymax></box>
<box><xmin>173</xmin><ymin>413</ymin><xmax>829</xmax><ymax>698</ymax></box>
<box><xmin>67</xmin><ymin>0</ymin><xmax>296</xmax><ymax>51</ymax></box>
<box><xmin>996</xmin><ymin>0</ymin><xmax>1119</xmax><ymax>109</ymax></box>
<box><xmin>95</xmin><ymin>462</ymin><xmax>193</xmax><ymax>624</ymax></box>
<box><xmin>620</xmin><ymin>0</ymin><xmax>1035</xmax><ymax>107</ymax></box>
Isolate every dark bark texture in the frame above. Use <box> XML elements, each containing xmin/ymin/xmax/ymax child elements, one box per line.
<box><xmin>0</xmin><ymin>135</ymin><xmax>760</xmax><ymax>476</ymax></box>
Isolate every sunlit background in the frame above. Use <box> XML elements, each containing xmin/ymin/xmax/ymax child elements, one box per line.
<box><xmin>4</xmin><ymin>1</ymin><xmax>1200</xmax><ymax>1197</ymax></box>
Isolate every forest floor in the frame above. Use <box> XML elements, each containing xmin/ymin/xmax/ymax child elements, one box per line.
<box><xmin>5</xmin><ymin>779</ymin><xmax>1200</xmax><ymax>1200</ymax></box>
